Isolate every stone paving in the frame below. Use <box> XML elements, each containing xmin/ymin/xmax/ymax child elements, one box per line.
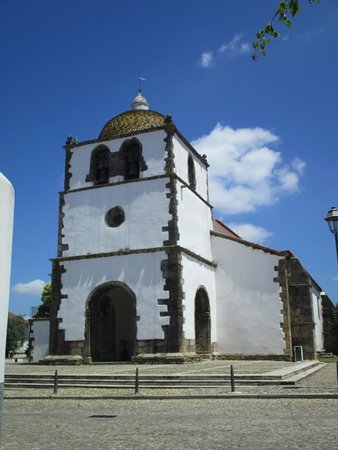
<box><xmin>1</xmin><ymin>396</ymin><xmax>338</xmax><ymax>449</ymax></box>
<box><xmin>1</xmin><ymin>362</ymin><xmax>338</xmax><ymax>449</ymax></box>
<box><xmin>4</xmin><ymin>359</ymin><xmax>291</xmax><ymax>375</ymax></box>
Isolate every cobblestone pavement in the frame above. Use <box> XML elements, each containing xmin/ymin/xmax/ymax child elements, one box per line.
<box><xmin>1</xmin><ymin>396</ymin><xmax>338</xmax><ymax>449</ymax></box>
<box><xmin>4</xmin><ymin>359</ymin><xmax>290</xmax><ymax>375</ymax></box>
<box><xmin>1</xmin><ymin>362</ymin><xmax>338</xmax><ymax>449</ymax></box>
<box><xmin>297</xmin><ymin>362</ymin><xmax>337</xmax><ymax>392</ymax></box>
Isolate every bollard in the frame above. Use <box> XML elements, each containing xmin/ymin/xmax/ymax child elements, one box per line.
<box><xmin>53</xmin><ymin>370</ymin><xmax>58</xmax><ymax>394</ymax></box>
<box><xmin>135</xmin><ymin>367</ymin><xmax>139</xmax><ymax>394</ymax></box>
<box><xmin>230</xmin><ymin>365</ymin><xmax>235</xmax><ymax>392</ymax></box>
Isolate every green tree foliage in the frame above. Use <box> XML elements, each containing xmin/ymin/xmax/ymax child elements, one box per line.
<box><xmin>34</xmin><ymin>283</ymin><xmax>52</xmax><ymax>318</ymax></box>
<box><xmin>252</xmin><ymin>0</ymin><xmax>320</xmax><ymax>60</ymax></box>
<box><xmin>6</xmin><ymin>314</ymin><xmax>27</xmax><ymax>356</ymax></box>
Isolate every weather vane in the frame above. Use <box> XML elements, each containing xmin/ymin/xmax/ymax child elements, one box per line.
<box><xmin>138</xmin><ymin>69</ymin><xmax>146</xmax><ymax>93</ymax></box>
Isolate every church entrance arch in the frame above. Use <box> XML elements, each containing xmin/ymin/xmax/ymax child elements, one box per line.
<box><xmin>85</xmin><ymin>282</ymin><xmax>136</xmax><ymax>362</ymax></box>
<box><xmin>194</xmin><ymin>287</ymin><xmax>211</xmax><ymax>354</ymax></box>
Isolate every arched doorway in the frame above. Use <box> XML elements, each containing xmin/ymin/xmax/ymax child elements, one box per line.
<box><xmin>86</xmin><ymin>282</ymin><xmax>136</xmax><ymax>362</ymax></box>
<box><xmin>195</xmin><ymin>288</ymin><xmax>211</xmax><ymax>354</ymax></box>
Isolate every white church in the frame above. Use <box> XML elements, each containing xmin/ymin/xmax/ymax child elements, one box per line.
<box><xmin>39</xmin><ymin>91</ymin><xmax>332</xmax><ymax>364</ymax></box>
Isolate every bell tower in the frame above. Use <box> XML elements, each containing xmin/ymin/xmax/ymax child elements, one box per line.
<box><xmin>49</xmin><ymin>92</ymin><xmax>216</xmax><ymax>363</ymax></box>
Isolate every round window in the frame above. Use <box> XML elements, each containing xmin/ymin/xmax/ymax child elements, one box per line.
<box><xmin>105</xmin><ymin>206</ymin><xmax>125</xmax><ymax>228</ymax></box>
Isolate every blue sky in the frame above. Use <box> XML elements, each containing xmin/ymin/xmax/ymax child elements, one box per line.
<box><xmin>1</xmin><ymin>0</ymin><xmax>337</xmax><ymax>316</ymax></box>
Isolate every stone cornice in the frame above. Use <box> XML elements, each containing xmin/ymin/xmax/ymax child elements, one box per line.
<box><xmin>63</xmin><ymin>124</ymin><xmax>208</xmax><ymax>168</ymax></box>
<box><xmin>173</xmin><ymin>128</ymin><xmax>209</xmax><ymax>167</ymax></box>
<box><xmin>175</xmin><ymin>175</ymin><xmax>212</xmax><ymax>209</ymax></box>
<box><xmin>51</xmin><ymin>245</ymin><xmax>216</xmax><ymax>267</ymax></box>
<box><xmin>61</xmin><ymin>174</ymin><xmax>212</xmax><ymax>209</ymax></box>
<box><xmin>64</xmin><ymin>126</ymin><xmax>167</xmax><ymax>150</ymax></box>
<box><xmin>62</xmin><ymin>174</ymin><xmax>169</xmax><ymax>195</ymax></box>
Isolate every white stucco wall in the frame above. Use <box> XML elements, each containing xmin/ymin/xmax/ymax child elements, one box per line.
<box><xmin>212</xmin><ymin>235</ymin><xmax>285</xmax><ymax>355</ymax></box>
<box><xmin>312</xmin><ymin>289</ymin><xmax>324</xmax><ymax>352</ymax></box>
<box><xmin>181</xmin><ymin>254</ymin><xmax>217</xmax><ymax>343</ymax></box>
<box><xmin>177</xmin><ymin>180</ymin><xmax>213</xmax><ymax>260</ymax></box>
<box><xmin>62</xmin><ymin>178</ymin><xmax>170</xmax><ymax>256</ymax></box>
<box><xmin>0</xmin><ymin>173</ymin><xmax>14</xmax><ymax>384</ymax></box>
<box><xmin>173</xmin><ymin>134</ymin><xmax>208</xmax><ymax>201</ymax></box>
<box><xmin>69</xmin><ymin>130</ymin><xmax>167</xmax><ymax>190</ymax></box>
<box><xmin>30</xmin><ymin>320</ymin><xmax>50</xmax><ymax>363</ymax></box>
<box><xmin>58</xmin><ymin>251</ymin><xmax>169</xmax><ymax>341</ymax></box>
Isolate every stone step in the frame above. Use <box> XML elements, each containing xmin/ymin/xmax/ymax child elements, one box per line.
<box><xmin>5</xmin><ymin>361</ymin><xmax>323</xmax><ymax>389</ymax></box>
<box><xmin>4</xmin><ymin>369</ymin><xmax>319</xmax><ymax>383</ymax></box>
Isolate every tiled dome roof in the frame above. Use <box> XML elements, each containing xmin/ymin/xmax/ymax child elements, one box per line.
<box><xmin>98</xmin><ymin>110</ymin><xmax>165</xmax><ymax>141</ymax></box>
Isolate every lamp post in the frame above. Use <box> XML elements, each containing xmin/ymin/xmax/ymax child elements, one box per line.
<box><xmin>324</xmin><ymin>206</ymin><xmax>338</xmax><ymax>264</ymax></box>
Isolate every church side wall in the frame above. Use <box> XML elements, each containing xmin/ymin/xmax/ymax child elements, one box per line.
<box><xmin>321</xmin><ymin>294</ymin><xmax>337</xmax><ymax>354</ymax></box>
<box><xmin>212</xmin><ymin>235</ymin><xmax>285</xmax><ymax>356</ymax></box>
<box><xmin>181</xmin><ymin>254</ymin><xmax>217</xmax><ymax>349</ymax></box>
<box><xmin>172</xmin><ymin>135</ymin><xmax>208</xmax><ymax>201</ymax></box>
<box><xmin>176</xmin><ymin>180</ymin><xmax>213</xmax><ymax>260</ymax></box>
<box><xmin>62</xmin><ymin>178</ymin><xmax>170</xmax><ymax>256</ymax></box>
<box><xmin>286</xmin><ymin>257</ymin><xmax>316</xmax><ymax>359</ymax></box>
<box><xmin>69</xmin><ymin>130</ymin><xmax>167</xmax><ymax>190</ymax></box>
<box><xmin>57</xmin><ymin>252</ymin><xmax>169</xmax><ymax>342</ymax></box>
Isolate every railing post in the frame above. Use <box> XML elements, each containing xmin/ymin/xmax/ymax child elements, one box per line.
<box><xmin>230</xmin><ymin>365</ymin><xmax>235</xmax><ymax>393</ymax></box>
<box><xmin>135</xmin><ymin>368</ymin><xmax>139</xmax><ymax>394</ymax></box>
<box><xmin>53</xmin><ymin>370</ymin><xmax>58</xmax><ymax>394</ymax></box>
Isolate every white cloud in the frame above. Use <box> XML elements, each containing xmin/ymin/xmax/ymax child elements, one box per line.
<box><xmin>12</xmin><ymin>279</ymin><xmax>46</xmax><ymax>295</ymax></box>
<box><xmin>198</xmin><ymin>33</ymin><xmax>249</xmax><ymax>68</ymax></box>
<box><xmin>198</xmin><ymin>51</ymin><xmax>213</xmax><ymax>68</ymax></box>
<box><xmin>296</xmin><ymin>31</ymin><xmax>315</xmax><ymax>41</ymax></box>
<box><xmin>297</xmin><ymin>27</ymin><xmax>325</xmax><ymax>42</ymax></box>
<box><xmin>228</xmin><ymin>223</ymin><xmax>273</xmax><ymax>244</ymax></box>
<box><xmin>192</xmin><ymin>124</ymin><xmax>305</xmax><ymax>215</ymax></box>
<box><xmin>333</xmin><ymin>275</ymin><xmax>338</xmax><ymax>282</ymax></box>
<box><xmin>291</xmin><ymin>158</ymin><xmax>306</xmax><ymax>174</ymax></box>
<box><xmin>218</xmin><ymin>34</ymin><xmax>250</xmax><ymax>56</ymax></box>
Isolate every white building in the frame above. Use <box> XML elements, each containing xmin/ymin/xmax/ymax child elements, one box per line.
<box><xmin>47</xmin><ymin>93</ymin><xmax>329</xmax><ymax>363</ymax></box>
<box><xmin>0</xmin><ymin>173</ymin><xmax>14</xmax><ymax>422</ymax></box>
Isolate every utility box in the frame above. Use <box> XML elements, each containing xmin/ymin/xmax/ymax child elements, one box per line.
<box><xmin>294</xmin><ymin>345</ymin><xmax>304</xmax><ymax>362</ymax></box>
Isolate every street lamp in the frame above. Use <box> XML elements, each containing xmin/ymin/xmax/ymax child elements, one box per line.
<box><xmin>324</xmin><ymin>206</ymin><xmax>338</xmax><ymax>264</ymax></box>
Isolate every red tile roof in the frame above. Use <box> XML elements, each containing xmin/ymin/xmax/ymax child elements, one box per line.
<box><xmin>212</xmin><ymin>219</ymin><xmax>241</xmax><ymax>239</ymax></box>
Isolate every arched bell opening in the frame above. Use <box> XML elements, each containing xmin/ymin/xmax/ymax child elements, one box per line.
<box><xmin>188</xmin><ymin>154</ymin><xmax>196</xmax><ymax>189</ymax></box>
<box><xmin>194</xmin><ymin>287</ymin><xmax>211</xmax><ymax>354</ymax></box>
<box><xmin>121</xmin><ymin>138</ymin><xmax>142</xmax><ymax>180</ymax></box>
<box><xmin>84</xmin><ymin>282</ymin><xmax>137</xmax><ymax>362</ymax></box>
<box><xmin>86</xmin><ymin>145</ymin><xmax>110</xmax><ymax>185</ymax></box>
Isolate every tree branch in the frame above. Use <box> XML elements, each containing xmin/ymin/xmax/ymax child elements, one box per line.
<box><xmin>252</xmin><ymin>0</ymin><xmax>320</xmax><ymax>61</ymax></box>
